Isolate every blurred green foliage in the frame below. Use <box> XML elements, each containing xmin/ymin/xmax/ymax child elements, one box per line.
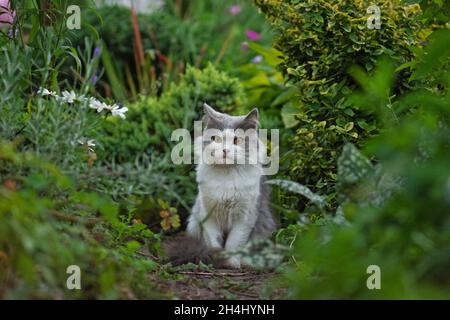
<box><xmin>70</xmin><ymin>0</ymin><xmax>273</xmax><ymax>99</ymax></box>
<box><xmin>0</xmin><ymin>142</ymin><xmax>162</xmax><ymax>299</ymax></box>
<box><xmin>280</xmin><ymin>28</ymin><xmax>450</xmax><ymax>298</ymax></box>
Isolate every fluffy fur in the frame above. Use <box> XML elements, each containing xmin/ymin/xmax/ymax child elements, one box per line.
<box><xmin>165</xmin><ymin>104</ymin><xmax>276</xmax><ymax>269</ymax></box>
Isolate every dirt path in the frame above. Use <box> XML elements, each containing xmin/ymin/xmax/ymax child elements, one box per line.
<box><xmin>151</xmin><ymin>269</ymin><xmax>285</xmax><ymax>300</ymax></box>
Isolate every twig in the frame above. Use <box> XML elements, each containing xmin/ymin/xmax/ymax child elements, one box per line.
<box><xmin>178</xmin><ymin>271</ymin><xmax>248</xmax><ymax>277</ymax></box>
<box><xmin>136</xmin><ymin>250</ymin><xmax>159</xmax><ymax>261</ymax></box>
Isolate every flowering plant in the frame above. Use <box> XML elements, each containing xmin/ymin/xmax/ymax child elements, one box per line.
<box><xmin>38</xmin><ymin>88</ymin><xmax>128</xmax><ymax>120</ymax></box>
<box><xmin>0</xmin><ymin>0</ymin><xmax>15</xmax><ymax>29</ymax></box>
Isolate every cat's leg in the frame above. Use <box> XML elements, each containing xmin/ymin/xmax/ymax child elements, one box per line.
<box><xmin>224</xmin><ymin>214</ymin><xmax>257</xmax><ymax>268</ymax></box>
<box><xmin>188</xmin><ymin>198</ymin><xmax>223</xmax><ymax>249</ymax></box>
<box><xmin>187</xmin><ymin>196</ymin><xmax>202</xmax><ymax>239</ymax></box>
<box><xmin>201</xmin><ymin>218</ymin><xmax>223</xmax><ymax>249</ymax></box>
<box><xmin>186</xmin><ymin>215</ymin><xmax>201</xmax><ymax>239</ymax></box>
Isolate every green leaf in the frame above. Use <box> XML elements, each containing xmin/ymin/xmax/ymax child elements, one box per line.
<box><xmin>126</xmin><ymin>240</ymin><xmax>141</xmax><ymax>252</ymax></box>
<box><xmin>281</xmin><ymin>102</ymin><xmax>301</xmax><ymax>128</ymax></box>
<box><xmin>248</xmin><ymin>42</ymin><xmax>283</xmax><ymax>67</ymax></box>
<box><xmin>344</xmin><ymin>122</ymin><xmax>354</xmax><ymax>131</ymax></box>
<box><xmin>267</xmin><ymin>179</ymin><xmax>326</xmax><ymax>208</ymax></box>
<box><xmin>100</xmin><ymin>41</ymin><xmax>127</xmax><ymax>100</ymax></box>
<box><xmin>410</xmin><ymin>29</ymin><xmax>450</xmax><ymax>81</ymax></box>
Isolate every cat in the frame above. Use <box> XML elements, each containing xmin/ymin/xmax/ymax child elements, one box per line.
<box><xmin>165</xmin><ymin>103</ymin><xmax>276</xmax><ymax>269</ymax></box>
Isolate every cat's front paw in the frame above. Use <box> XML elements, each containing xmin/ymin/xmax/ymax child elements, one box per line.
<box><xmin>224</xmin><ymin>256</ymin><xmax>241</xmax><ymax>269</ymax></box>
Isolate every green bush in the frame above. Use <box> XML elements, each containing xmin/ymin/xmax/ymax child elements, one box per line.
<box><xmin>97</xmin><ymin>63</ymin><xmax>245</xmax><ymax>162</ymax></box>
<box><xmin>279</xmin><ymin>28</ymin><xmax>450</xmax><ymax>298</ymax></box>
<box><xmin>255</xmin><ymin>0</ymin><xmax>422</xmax><ymax>202</ymax></box>
<box><xmin>0</xmin><ymin>142</ymin><xmax>163</xmax><ymax>299</ymax></box>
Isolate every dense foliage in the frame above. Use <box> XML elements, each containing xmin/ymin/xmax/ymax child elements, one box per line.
<box><xmin>262</xmin><ymin>0</ymin><xmax>450</xmax><ymax>298</ymax></box>
<box><xmin>98</xmin><ymin>63</ymin><xmax>245</xmax><ymax>162</ymax></box>
<box><xmin>255</xmin><ymin>0</ymin><xmax>422</xmax><ymax>202</ymax></box>
<box><xmin>285</xmin><ymin>40</ymin><xmax>450</xmax><ymax>297</ymax></box>
<box><xmin>71</xmin><ymin>0</ymin><xmax>272</xmax><ymax>100</ymax></box>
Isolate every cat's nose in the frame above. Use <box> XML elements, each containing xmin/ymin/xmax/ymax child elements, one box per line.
<box><xmin>223</xmin><ymin>149</ymin><xmax>230</xmax><ymax>156</ymax></box>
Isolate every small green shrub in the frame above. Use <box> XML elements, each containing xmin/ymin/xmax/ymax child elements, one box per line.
<box><xmin>255</xmin><ymin>0</ymin><xmax>422</xmax><ymax>202</ymax></box>
<box><xmin>97</xmin><ymin>63</ymin><xmax>245</xmax><ymax>162</ymax></box>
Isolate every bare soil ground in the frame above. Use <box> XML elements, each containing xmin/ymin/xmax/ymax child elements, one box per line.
<box><xmin>150</xmin><ymin>269</ymin><xmax>286</xmax><ymax>300</ymax></box>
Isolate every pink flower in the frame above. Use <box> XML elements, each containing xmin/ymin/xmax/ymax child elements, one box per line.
<box><xmin>0</xmin><ymin>0</ymin><xmax>15</xmax><ymax>28</ymax></box>
<box><xmin>245</xmin><ymin>30</ymin><xmax>261</xmax><ymax>41</ymax></box>
<box><xmin>229</xmin><ymin>5</ymin><xmax>241</xmax><ymax>15</ymax></box>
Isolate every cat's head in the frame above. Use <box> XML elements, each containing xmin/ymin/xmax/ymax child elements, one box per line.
<box><xmin>195</xmin><ymin>103</ymin><xmax>265</xmax><ymax>166</ymax></box>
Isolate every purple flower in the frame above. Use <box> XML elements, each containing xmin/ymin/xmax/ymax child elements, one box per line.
<box><xmin>0</xmin><ymin>0</ymin><xmax>15</xmax><ymax>28</ymax></box>
<box><xmin>240</xmin><ymin>41</ymin><xmax>249</xmax><ymax>52</ymax></box>
<box><xmin>245</xmin><ymin>30</ymin><xmax>261</xmax><ymax>41</ymax></box>
<box><xmin>251</xmin><ymin>55</ymin><xmax>263</xmax><ymax>64</ymax></box>
<box><xmin>91</xmin><ymin>74</ymin><xmax>99</xmax><ymax>85</ymax></box>
<box><xmin>93</xmin><ymin>46</ymin><xmax>102</xmax><ymax>58</ymax></box>
<box><xmin>229</xmin><ymin>5</ymin><xmax>241</xmax><ymax>15</ymax></box>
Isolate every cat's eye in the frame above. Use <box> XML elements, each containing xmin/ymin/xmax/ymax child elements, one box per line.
<box><xmin>233</xmin><ymin>137</ymin><xmax>243</xmax><ymax>145</ymax></box>
<box><xmin>211</xmin><ymin>135</ymin><xmax>222</xmax><ymax>143</ymax></box>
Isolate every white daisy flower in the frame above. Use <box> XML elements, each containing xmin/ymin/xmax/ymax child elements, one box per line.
<box><xmin>60</xmin><ymin>90</ymin><xmax>78</xmax><ymax>104</ymax></box>
<box><xmin>111</xmin><ymin>105</ymin><xmax>128</xmax><ymax>119</ymax></box>
<box><xmin>37</xmin><ymin>87</ymin><xmax>57</xmax><ymax>97</ymax></box>
<box><xmin>88</xmin><ymin>98</ymin><xmax>110</xmax><ymax>113</ymax></box>
<box><xmin>36</xmin><ymin>87</ymin><xmax>127</xmax><ymax>121</ymax></box>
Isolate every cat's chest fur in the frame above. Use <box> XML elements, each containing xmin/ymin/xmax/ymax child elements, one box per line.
<box><xmin>197</xmin><ymin>165</ymin><xmax>261</xmax><ymax>219</ymax></box>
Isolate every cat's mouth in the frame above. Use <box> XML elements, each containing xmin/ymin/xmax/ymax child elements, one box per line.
<box><xmin>210</xmin><ymin>155</ymin><xmax>236</xmax><ymax>166</ymax></box>
<box><xmin>208</xmin><ymin>150</ymin><xmax>236</xmax><ymax>164</ymax></box>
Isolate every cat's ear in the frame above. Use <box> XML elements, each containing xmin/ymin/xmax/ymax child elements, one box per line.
<box><xmin>203</xmin><ymin>103</ymin><xmax>224</xmax><ymax>128</ymax></box>
<box><xmin>243</xmin><ymin>108</ymin><xmax>259</xmax><ymax>129</ymax></box>
<box><xmin>203</xmin><ymin>103</ymin><xmax>223</xmax><ymax>119</ymax></box>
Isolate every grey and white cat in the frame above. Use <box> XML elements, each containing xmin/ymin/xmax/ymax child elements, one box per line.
<box><xmin>166</xmin><ymin>103</ymin><xmax>276</xmax><ymax>269</ymax></box>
